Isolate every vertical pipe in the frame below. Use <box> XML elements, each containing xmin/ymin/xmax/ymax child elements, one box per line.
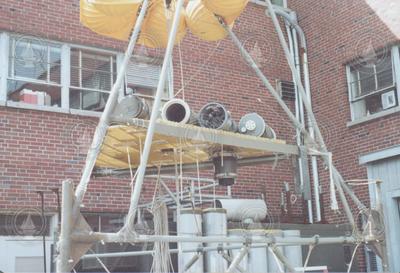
<box><xmin>177</xmin><ymin>209</ymin><xmax>203</xmax><ymax>273</ymax></box>
<box><xmin>56</xmin><ymin>180</ymin><xmax>74</xmax><ymax>273</ymax></box>
<box><xmin>303</xmin><ymin>50</ymin><xmax>322</xmax><ymax>222</ymax></box>
<box><xmin>37</xmin><ymin>191</ymin><xmax>47</xmax><ymax>273</ymax></box>
<box><xmin>72</xmin><ymin>0</ymin><xmax>150</xmax><ymax>220</ymax></box>
<box><xmin>125</xmin><ymin>0</ymin><xmax>186</xmax><ymax>228</ymax></box>
<box><xmin>264</xmin><ymin>0</ymin><xmax>359</xmax><ymax>227</ymax></box>
<box><xmin>283</xmin><ymin>230</ymin><xmax>302</xmax><ymax>269</ymax></box>
<box><xmin>203</xmin><ymin>209</ymin><xmax>228</xmax><ymax>273</ymax></box>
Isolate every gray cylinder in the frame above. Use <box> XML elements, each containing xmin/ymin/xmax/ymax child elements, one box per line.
<box><xmin>239</xmin><ymin>113</ymin><xmax>275</xmax><ymax>138</ymax></box>
<box><xmin>113</xmin><ymin>95</ymin><xmax>149</xmax><ymax>119</ymax></box>
<box><xmin>161</xmin><ymin>99</ymin><xmax>197</xmax><ymax>124</ymax></box>
<box><xmin>199</xmin><ymin>102</ymin><xmax>237</xmax><ymax>131</ymax></box>
<box><xmin>248</xmin><ymin>230</ymin><xmax>269</xmax><ymax>273</ymax></box>
<box><xmin>267</xmin><ymin>230</ymin><xmax>284</xmax><ymax>273</ymax></box>
<box><xmin>203</xmin><ymin>208</ymin><xmax>228</xmax><ymax>273</ymax></box>
<box><xmin>177</xmin><ymin>209</ymin><xmax>203</xmax><ymax>273</ymax></box>
<box><xmin>212</xmin><ymin>152</ymin><xmax>238</xmax><ymax>186</ymax></box>
<box><xmin>283</xmin><ymin>230</ymin><xmax>303</xmax><ymax>269</ymax></box>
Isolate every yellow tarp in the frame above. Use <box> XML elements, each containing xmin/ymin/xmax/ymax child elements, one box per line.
<box><xmin>80</xmin><ymin>0</ymin><xmax>186</xmax><ymax>47</ymax></box>
<box><xmin>95</xmin><ymin>120</ymin><xmax>289</xmax><ymax>169</ymax></box>
<box><xmin>80</xmin><ymin>0</ymin><xmax>249</xmax><ymax>45</ymax></box>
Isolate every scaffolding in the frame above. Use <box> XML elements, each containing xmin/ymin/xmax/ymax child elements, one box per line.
<box><xmin>56</xmin><ymin>0</ymin><xmax>388</xmax><ymax>272</ymax></box>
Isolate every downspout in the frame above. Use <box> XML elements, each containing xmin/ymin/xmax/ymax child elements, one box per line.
<box><xmin>273</xmin><ymin>6</ymin><xmax>322</xmax><ymax>222</ymax></box>
<box><xmin>284</xmin><ymin>17</ymin><xmax>313</xmax><ymax>223</ymax></box>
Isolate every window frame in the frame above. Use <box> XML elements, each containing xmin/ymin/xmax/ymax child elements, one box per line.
<box><xmin>5</xmin><ymin>34</ymin><xmax>64</xmax><ymax>109</ymax></box>
<box><xmin>69</xmin><ymin>47</ymin><xmax>117</xmax><ymax>112</ymax></box>
<box><xmin>346</xmin><ymin>45</ymin><xmax>400</xmax><ymax>124</ymax></box>
<box><xmin>0</xmin><ymin>32</ymin><xmax>170</xmax><ymax>116</ymax></box>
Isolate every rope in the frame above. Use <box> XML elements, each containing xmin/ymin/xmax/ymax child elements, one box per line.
<box><xmin>88</xmin><ymin>248</ymin><xmax>111</xmax><ymax>273</ymax></box>
<box><xmin>178</xmin><ymin>42</ymin><xmax>185</xmax><ymax>100</ymax></box>
<box><xmin>196</xmin><ymin>156</ymin><xmax>203</xmax><ymax>205</ymax></box>
<box><xmin>303</xmin><ymin>244</ymin><xmax>315</xmax><ymax>271</ymax></box>
<box><xmin>347</xmin><ymin>243</ymin><xmax>361</xmax><ymax>273</ymax></box>
<box><xmin>150</xmin><ymin>201</ymin><xmax>173</xmax><ymax>273</ymax></box>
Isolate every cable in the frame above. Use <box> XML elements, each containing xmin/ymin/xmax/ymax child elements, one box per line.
<box><xmin>347</xmin><ymin>243</ymin><xmax>361</xmax><ymax>273</ymax></box>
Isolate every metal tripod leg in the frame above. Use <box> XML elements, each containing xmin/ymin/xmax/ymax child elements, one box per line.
<box><xmin>56</xmin><ymin>180</ymin><xmax>74</xmax><ymax>273</ymax></box>
<box><xmin>123</xmin><ymin>0</ymin><xmax>186</xmax><ymax>232</ymax></box>
<box><xmin>72</xmin><ymin>0</ymin><xmax>150</xmax><ymax>221</ymax></box>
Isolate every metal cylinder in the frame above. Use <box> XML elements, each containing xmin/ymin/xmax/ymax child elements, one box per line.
<box><xmin>177</xmin><ymin>209</ymin><xmax>203</xmax><ymax>273</ymax></box>
<box><xmin>199</xmin><ymin>102</ymin><xmax>237</xmax><ymax>131</ymax></box>
<box><xmin>228</xmin><ymin>229</ymin><xmax>249</xmax><ymax>272</ymax></box>
<box><xmin>212</xmin><ymin>152</ymin><xmax>238</xmax><ymax>186</ymax></box>
<box><xmin>248</xmin><ymin>230</ymin><xmax>269</xmax><ymax>273</ymax></box>
<box><xmin>267</xmin><ymin>230</ymin><xmax>284</xmax><ymax>273</ymax></box>
<box><xmin>283</xmin><ymin>230</ymin><xmax>303</xmax><ymax>269</ymax></box>
<box><xmin>161</xmin><ymin>99</ymin><xmax>197</xmax><ymax>124</ymax></box>
<box><xmin>203</xmin><ymin>208</ymin><xmax>228</xmax><ymax>273</ymax></box>
<box><xmin>216</xmin><ymin>199</ymin><xmax>267</xmax><ymax>222</ymax></box>
<box><xmin>112</xmin><ymin>95</ymin><xmax>149</xmax><ymax>119</ymax></box>
<box><xmin>239</xmin><ymin>113</ymin><xmax>275</xmax><ymax>138</ymax></box>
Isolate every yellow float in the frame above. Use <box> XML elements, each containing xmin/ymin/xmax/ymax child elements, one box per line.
<box><xmin>80</xmin><ymin>0</ymin><xmax>142</xmax><ymax>41</ymax></box>
<box><xmin>202</xmin><ymin>0</ymin><xmax>249</xmax><ymax>20</ymax></box>
<box><xmin>80</xmin><ymin>0</ymin><xmax>187</xmax><ymax>48</ymax></box>
<box><xmin>185</xmin><ymin>0</ymin><xmax>233</xmax><ymax>41</ymax></box>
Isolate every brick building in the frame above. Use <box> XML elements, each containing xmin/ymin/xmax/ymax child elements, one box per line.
<box><xmin>0</xmin><ymin>0</ymin><xmax>399</xmax><ymax>272</ymax></box>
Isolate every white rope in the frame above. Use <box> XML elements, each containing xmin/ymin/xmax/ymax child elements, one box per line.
<box><xmin>303</xmin><ymin>244</ymin><xmax>315</xmax><ymax>271</ymax></box>
<box><xmin>196</xmin><ymin>156</ymin><xmax>203</xmax><ymax>205</ymax></box>
<box><xmin>178</xmin><ymin>42</ymin><xmax>185</xmax><ymax>100</ymax></box>
<box><xmin>268</xmin><ymin>247</ymin><xmax>284</xmax><ymax>273</ymax></box>
<box><xmin>89</xmin><ymin>248</ymin><xmax>111</xmax><ymax>273</ymax></box>
<box><xmin>150</xmin><ymin>201</ymin><xmax>173</xmax><ymax>273</ymax></box>
<box><xmin>347</xmin><ymin>243</ymin><xmax>361</xmax><ymax>273</ymax></box>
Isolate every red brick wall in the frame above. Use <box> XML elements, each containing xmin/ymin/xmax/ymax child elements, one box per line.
<box><xmin>0</xmin><ymin>1</ymin><xmax>299</xmax><ymax>221</ymax></box>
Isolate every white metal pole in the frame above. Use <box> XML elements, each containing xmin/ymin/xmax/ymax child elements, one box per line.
<box><xmin>265</xmin><ymin>0</ymin><xmax>365</xmax><ymax>227</ymax></box>
<box><xmin>124</xmin><ymin>0</ymin><xmax>186</xmax><ymax>231</ymax></box>
<box><xmin>223</xmin><ymin>23</ymin><xmax>356</xmax><ymax>227</ymax></box>
<box><xmin>226</xmin><ymin>246</ymin><xmax>249</xmax><ymax>273</ymax></box>
<box><xmin>56</xmin><ymin>180</ymin><xmax>74</xmax><ymax>273</ymax></box>
<box><xmin>302</xmin><ymin>49</ymin><xmax>322</xmax><ymax>222</ymax></box>
<box><xmin>72</xmin><ymin>0</ymin><xmax>150</xmax><ymax>220</ymax></box>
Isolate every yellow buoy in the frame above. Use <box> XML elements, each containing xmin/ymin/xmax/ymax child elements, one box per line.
<box><xmin>202</xmin><ymin>0</ymin><xmax>249</xmax><ymax>18</ymax></box>
<box><xmin>185</xmin><ymin>0</ymin><xmax>233</xmax><ymax>41</ymax></box>
<box><xmin>138</xmin><ymin>0</ymin><xmax>187</xmax><ymax>48</ymax></box>
<box><xmin>80</xmin><ymin>0</ymin><xmax>142</xmax><ymax>41</ymax></box>
<box><xmin>80</xmin><ymin>0</ymin><xmax>187</xmax><ymax>48</ymax></box>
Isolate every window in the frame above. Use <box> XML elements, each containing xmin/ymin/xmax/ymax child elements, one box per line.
<box><xmin>7</xmin><ymin>36</ymin><xmax>62</xmax><ymax>107</ymax></box>
<box><xmin>83</xmin><ymin>213</ymin><xmax>125</xmax><ymax>232</ymax></box>
<box><xmin>347</xmin><ymin>46</ymin><xmax>400</xmax><ymax>121</ymax></box>
<box><xmin>70</xmin><ymin>48</ymin><xmax>117</xmax><ymax>112</ymax></box>
<box><xmin>0</xmin><ymin>33</ymin><xmax>167</xmax><ymax>114</ymax></box>
<box><xmin>0</xmin><ymin>213</ymin><xmax>52</xmax><ymax>236</ymax></box>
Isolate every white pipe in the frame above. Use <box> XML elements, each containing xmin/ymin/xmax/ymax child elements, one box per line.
<box><xmin>264</xmin><ymin>0</ymin><xmax>361</xmax><ymax>228</ymax></box>
<box><xmin>124</xmin><ymin>0</ymin><xmax>186</xmax><ymax>230</ymax></box>
<box><xmin>56</xmin><ymin>180</ymin><xmax>74</xmax><ymax>273</ymax></box>
<box><xmin>291</xmin><ymin>23</ymin><xmax>314</xmax><ymax>224</ymax></box>
<box><xmin>285</xmin><ymin>17</ymin><xmax>313</xmax><ymax>223</ymax></box>
<box><xmin>72</xmin><ymin>0</ymin><xmax>150</xmax><ymax>220</ymax></box>
<box><xmin>72</xmin><ymin>232</ymin><xmax>363</xmax><ymax>245</ymax></box>
<box><xmin>303</xmin><ymin>50</ymin><xmax>322</xmax><ymax>222</ymax></box>
<box><xmin>226</xmin><ymin>246</ymin><xmax>249</xmax><ymax>273</ymax></box>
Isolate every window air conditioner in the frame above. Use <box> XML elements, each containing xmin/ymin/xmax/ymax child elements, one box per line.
<box><xmin>381</xmin><ymin>90</ymin><xmax>396</xmax><ymax>110</ymax></box>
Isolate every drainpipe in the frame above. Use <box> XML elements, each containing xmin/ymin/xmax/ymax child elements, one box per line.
<box><xmin>272</xmin><ymin>6</ymin><xmax>322</xmax><ymax>222</ymax></box>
